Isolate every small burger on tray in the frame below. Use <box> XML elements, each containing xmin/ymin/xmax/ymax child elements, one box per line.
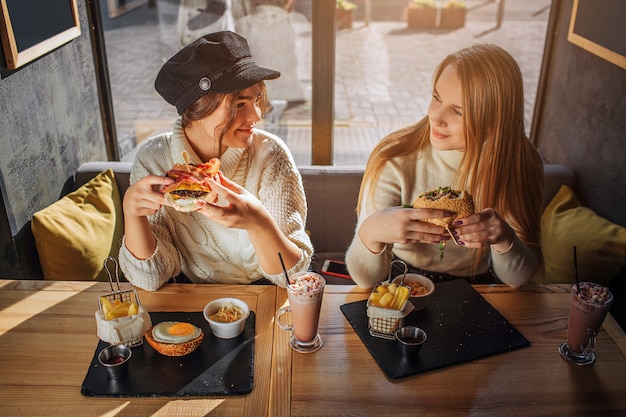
<box><xmin>161</xmin><ymin>157</ymin><xmax>222</xmax><ymax>212</ymax></box>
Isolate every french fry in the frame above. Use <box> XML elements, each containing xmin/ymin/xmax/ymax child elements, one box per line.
<box><xmin>368</xmin><ymin>283</ymin><xmax>410</xmax><ymax>310</ymax></box>
<box><xmin>100</xmin><ymin>297</ymin><xmax>139</xmax><ymax>320</ymax></box>
<box><xmin>391</xmin><ymin>286</ymin><xmax>410</xmax><ymax>310</ymax></box>
<box><xmin>100</xmin><ymin>297</ymin><xmax>113</xmax><ymax>315</ymax></box>
<box><xmin>369</xmin><ymin>293</ymin><xmax>381</xmax><ymax>306</ymax></box>
<box><xmin>377</xmin><ymin>292</ymin><xmax>394</xmax><ymax>308</ymax></box>
<box><xmin>128</xmin><ymin>302</ymin><xmax>138</xmax><ymax>316</ymax></box>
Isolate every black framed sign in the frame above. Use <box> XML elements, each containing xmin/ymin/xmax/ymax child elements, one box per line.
<box><xmin>0</xmin><ymin>0</ymin><xmax>81</xmax><ymax>70</ymax></box>
<box><xmin>568</xmin><ymin>0</ymin><xmax>626</xmax><ymax>70</ymax></box>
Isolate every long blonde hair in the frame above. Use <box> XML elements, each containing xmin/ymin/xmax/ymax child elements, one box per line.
<box><xmin>358</xmin><ymin>44</ymin><xmax>543</xmax><ymax>255</ymax></box>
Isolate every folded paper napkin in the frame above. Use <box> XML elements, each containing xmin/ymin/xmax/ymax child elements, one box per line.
<box><xmin>95</xmin><ymin>306</ymin><xmax>152</xmax><ymax>344</ymax></box>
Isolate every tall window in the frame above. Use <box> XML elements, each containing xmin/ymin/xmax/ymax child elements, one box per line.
<box><xmin>100</xmin><ymin>0</ymin><xmax>550</xmax><ymax>166</ymax></box>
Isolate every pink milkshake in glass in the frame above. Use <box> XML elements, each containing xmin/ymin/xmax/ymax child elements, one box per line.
<box><xmin>559</xmin><ymin>282</ymin><xmax>613</xmax><ymax>366</ymax></box>
<box><xmin>276</xmin><ymin>272</ymin><xmax>325</xmax><ymax>353</ymax></box>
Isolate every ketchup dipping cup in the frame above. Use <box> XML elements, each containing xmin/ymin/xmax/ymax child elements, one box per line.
<box><xmin>98</xmin><ymin>344</ymin><xmax>132</xmax><ymax>380</ymax></box>
<box><xmin>395</xmin><ymin>326</ymin><xmax>427</xmax><ymax>358</ymax></box>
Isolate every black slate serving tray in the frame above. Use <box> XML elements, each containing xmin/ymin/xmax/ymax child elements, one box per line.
<box><xmin>81</xmin><ymin>311</ymin><xmax>255</xmax><ymax>397</ymax></box>
<box><xmin>340</xmin><ymin>279</ymin><xmax>529</xmax><ymax>379</ymax></box>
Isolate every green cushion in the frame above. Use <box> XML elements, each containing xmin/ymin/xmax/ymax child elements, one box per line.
<box><xmin>536</xmin><ymin>185</ymin><xmax>626</xmax><ymax>285</ymax></box>
<box><xmin>32</xmin><ymin>169</ymin><xmax>123</xmax><ymax>281</ymax></box>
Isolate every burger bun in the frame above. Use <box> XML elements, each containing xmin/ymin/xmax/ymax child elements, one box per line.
<box><xmin>164</xmin><ymin>192</ymin><xmax>208</xmax><ymax>212</ymax></box>
<box><xmin>412</xmin><ymin>188</ymin><xmax>474</xmax><ymax>227</ymax></box>
<box><xmin>144</xmin><ymin>323</ymin><xmax>204</xmax><ymax>356</ymax></box>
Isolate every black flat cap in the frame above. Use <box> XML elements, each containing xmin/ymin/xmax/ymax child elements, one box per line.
<box><xmin>155</xmin><ymin>31</ymin><xmax>280</xmax><ymax>114</ymax></box>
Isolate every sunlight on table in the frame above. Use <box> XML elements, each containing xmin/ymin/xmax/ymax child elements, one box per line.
<box><xmin>0</xmin><ymin>281</ymin><xmax>100</xmax><ymax>335</ymax></box>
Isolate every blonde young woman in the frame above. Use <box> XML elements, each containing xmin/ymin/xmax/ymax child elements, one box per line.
<box><xmin>120</xmin><ymin>32</ymin><xmax>312</xmax><ymax>291</ymax></box>
<box><xmin>345</xmin><ymin>44</ymin><xmax>544</xmax><ymax>289</ymax></box>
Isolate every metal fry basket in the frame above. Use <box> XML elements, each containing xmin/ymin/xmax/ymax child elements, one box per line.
<box><xmin>366</xmin><ymin>260</ymin><xmax>413</xmax><ymax>340</ymax></box>
<box><xmin>97</xmin><ymin>257</ymin><xmax>141</xmax><ymax>312</ymax></box>
<box><xmin>95</xmin><ymin>257</ymin><xmax>148</xmax><ymax>347</ymax></box>
<box><xmin>368</xmin><ymin>316</ymin><xmax>405</xmax><ymax>340</ymax></box>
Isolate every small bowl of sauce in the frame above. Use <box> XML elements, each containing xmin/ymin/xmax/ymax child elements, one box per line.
<box><xmin>395</xmin><ymin>326</ymin><xmax>427</xmax><ymax>358</ymax></box>
<box><xmin>392</xmin><ymin>274</ymin><xmax>435</xmax><ymax>311</ymax></box>
<box><xmin>98</xmin><ymin>344</ymin><xmax>132</xmax><ymax>379</ymax></box>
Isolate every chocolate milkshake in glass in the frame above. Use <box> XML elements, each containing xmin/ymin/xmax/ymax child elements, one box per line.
<box><xmin>559</xmin><ymin>282</ymin><xmax>613</xmax><ymax>366</ymax></box>
<box><xmin>276</xmin><ymin>272</ymin><xmax>325</xmax><ymax>353</ymax></box>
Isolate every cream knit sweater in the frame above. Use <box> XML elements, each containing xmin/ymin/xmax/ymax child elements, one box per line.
<box><xmin>119</xmin><ymin>119</ymin><xmax>312</xmax><ymax>290</ymax></box>
<box><xmin>345</xmin><ymin>145</ymin><xmax>540</xmax><ymax>288</ymax></box>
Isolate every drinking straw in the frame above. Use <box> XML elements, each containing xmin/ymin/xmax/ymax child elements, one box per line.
<box><xmin>278</xmin><ymin>252</ymin><xmax>290</xmax><ymax>287</ymax></box>
<box><xmin>573</xmin><ymin>246</ymin><xmax>580</xmax><ymax>292</ymax></box>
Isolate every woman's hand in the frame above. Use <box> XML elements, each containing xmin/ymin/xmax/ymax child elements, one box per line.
<box><xmin>122</xmin><ymin>175</ymin><xmax>173</xmax><ymax>260</ymax></box>
<box><xmin>452</xmin><ymin>208</ymin><xmax>515</xmax><ymax>250</ymax></box>
<box><xmin>197</xmin><ymin>175</ymin><xmax>270</xmax><ymax>230</ymax></box>
<box><xmin>359</xmin><ymin>206</ymin><xmax>451</xmax><ymax>253</ymax></box>
<box><xmin>200</xmin><ymin>175</ymin><xmax>302</xmax><ymax>276</ymax></box>
<box><xmin>123</xmin><ymin>175</ymin><xmax>173</xmax><ymax>218</ymax></box>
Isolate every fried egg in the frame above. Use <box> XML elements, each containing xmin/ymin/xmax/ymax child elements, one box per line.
<box><xmin>152</xmin><ymin>321</ymin><xmax>202</xmax><ymax>344</ymax></box>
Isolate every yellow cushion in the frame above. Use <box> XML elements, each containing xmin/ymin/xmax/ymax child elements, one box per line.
<box><xmin>32</xmin><ymin>169</ymin><xmax>124</xmax><ymax>281</ymax></box>
<box><xmin>535</xmin><ymin>185</ymin><xmax>626</xmax><ymax>285</ymax></box>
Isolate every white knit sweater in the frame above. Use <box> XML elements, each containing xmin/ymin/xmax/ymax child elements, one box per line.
<box><xmin>345</xmin><ymin>145</ymin><xmax>540</xmax><ymax>288</ymax></box>
<box><xmin>119</xmin><ymin>119</ymin><xmax>313</xmax><ymax>290</ymax></box>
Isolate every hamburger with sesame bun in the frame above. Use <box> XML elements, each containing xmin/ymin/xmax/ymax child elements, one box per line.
<box><xmin>412</xmin><ymin>186</ymin><xmax>475</xmax><ymax>228</ymax></box>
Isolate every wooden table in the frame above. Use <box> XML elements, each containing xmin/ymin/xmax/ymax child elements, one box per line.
<box><xmin>273</xmin><ymin>284</ymin><xmax>626</xmax><ymax>417</ymax></box>
<box><xmin>1</xmin><ymin>280</ymin><xmax>625</xmax><ymax>416</ymax></box>
<box><xmin>0</xmin><ymin>280</ymin><xmax>277</xmax><ymax>417</ymax></box>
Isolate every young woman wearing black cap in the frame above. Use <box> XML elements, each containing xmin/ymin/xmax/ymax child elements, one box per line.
<box><xmin>119</xmin><ymin>31</ymin><xmax>312</xmax><ymax>291</ymax></box>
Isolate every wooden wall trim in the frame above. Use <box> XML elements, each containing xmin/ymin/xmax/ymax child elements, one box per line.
<box><xmin>530</xmin><ymin>0</ymin><xmax>561</xmax><ymax>148</ymax></box>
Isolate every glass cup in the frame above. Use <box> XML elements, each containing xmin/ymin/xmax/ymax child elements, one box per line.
<box><xmin>559</xmin><ymin>282</ymin><xmax>614</xmax><ymax>366</ymax></box>
<box><xmin>276</xmin><ymin>272</ymin><xmax>325</xmax><ymax>353</ymax></box>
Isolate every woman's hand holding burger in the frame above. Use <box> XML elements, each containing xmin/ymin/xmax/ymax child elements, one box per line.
<box><xmin>123</xmin><ymin>175</ymin><xmax>174</xmax><ymax>217</ymax></box>
<box><xmin>198</xmin><ymin>172</ymin><xmax>303</xmax><ymax>277</ymax></box>
<box><xmin>452</xmin><ymin>208</ymin><xmax>516</xmax><ymax>251</ymax></box>
<box><xmin>358</xmin><ymin>206</ymin><xmax>453</xmax><ymax>254</ymax></box>
<box><xmin>196</xmin><ymin>175</ymin><xmax>271</xmax><ymax>230</ymax></box>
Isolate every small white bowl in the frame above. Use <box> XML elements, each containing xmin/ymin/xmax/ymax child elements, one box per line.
<box><xmin>392</xmin><ymin>273</ymin><xmax>435</xmax><ymax>311</ymax></box>
<box><xmin>203</xmin><ymin>297</ymin><xmax>250</xmax><ymax>339</ymax></box>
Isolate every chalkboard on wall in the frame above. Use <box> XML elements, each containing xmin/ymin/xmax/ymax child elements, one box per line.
<box><xmin>0</xmin><ymin>0</ymin><xmax>81</xmax><ymax>70</ymax></box>
<box><xmin>568</xmin><ymin>0</ymin><xmax>626</xmax><ymax>70</ymax></box>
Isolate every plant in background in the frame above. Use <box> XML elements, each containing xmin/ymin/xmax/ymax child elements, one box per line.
<box><xmin>336</xmin><ymin>0</ymin><xmax>357</xmax><ymax>11</ymax></box>
<box><xmin>440</xmin><ymin>0</ymin><xmax>467</xmax><ymax>29</ymax></box>
<box><xmin>411</xmin><ymin>0</ymin><xmax>437</xmax><ymax>8</ymax></box>
<box><xmin>336</xmin><ymin>0</ymin><xmax>357</xmax><ymax>31</ymax></box>
<box><xmin>407</xmin><ymin>0</ymin><xmax>438</xmax><ymax>29</ymax></box>
<box><xmin>444</xmin><ymin>0</ymin><xmax>466</xmax><ymax>8</ymax></box>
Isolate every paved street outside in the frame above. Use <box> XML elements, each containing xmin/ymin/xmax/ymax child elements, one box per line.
<box><xmin>103</xmin><ymin>0</ymin><xmax>551</xmax><ymax>165</ymax></box>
